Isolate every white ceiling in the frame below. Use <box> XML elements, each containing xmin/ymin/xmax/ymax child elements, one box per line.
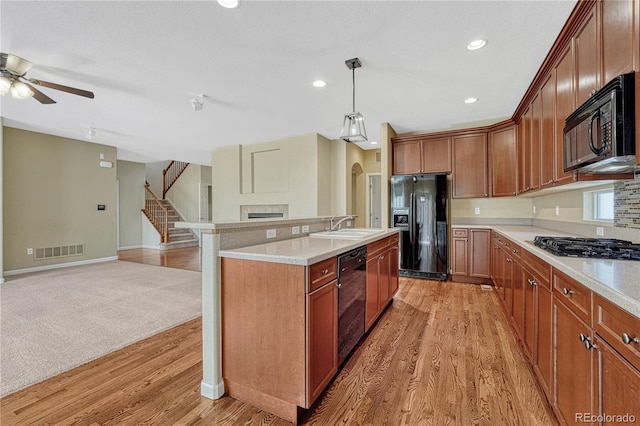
<box><xmin>1</xmin><ymin>0</ymin><xmax>576</xmax><ymax>166</ymax></box>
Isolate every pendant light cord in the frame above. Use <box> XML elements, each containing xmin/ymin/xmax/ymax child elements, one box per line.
<box><xmin>352</xmin><ymin>67</ymin><xmax>356</xmax><ymax>112</ymax></box>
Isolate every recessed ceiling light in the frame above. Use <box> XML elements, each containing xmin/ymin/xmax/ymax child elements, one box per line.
<box><xmin>312</xmin><ymin>80</ymin><xmax>327</xmax><ymax>88</ymax></box>
<box><xmin>466</xmin><ymin>39</ymin><xmax>487</xmax><ymax>51</ymax></box>
<box><xmin>370</xmin><ymin>141</ymin><xmax>378</xmax><ymax>145</ymax></box>
<box><xmin>217</xmin><ymin>0</ymin><xmax>238</xmax><ymax>9</ymax></box>
<box><xmin>464</xmin><ymin>97</ymin><xmax>478</xmax><ymax>104</ymax></box>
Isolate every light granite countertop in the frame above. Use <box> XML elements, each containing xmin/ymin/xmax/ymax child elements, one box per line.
<box><xmin>453</xmin><ymin>224</ymin><xmax>640</xmax><ymax>318</ymax></box>
<box><xmin>219</xmin><ymin>229</ymin><xmax>400</xmax><ymax>266</ymax></box>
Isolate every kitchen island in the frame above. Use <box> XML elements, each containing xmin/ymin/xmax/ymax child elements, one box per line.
<box><xmin>218</xmin><ymin>229</ymin><xmax>399</xmax><ymax>424</ymax></box>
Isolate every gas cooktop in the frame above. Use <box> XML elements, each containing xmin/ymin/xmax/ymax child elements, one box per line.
<box><xmin>533</xmin><ymin>236</ymin><xmax>640</xmax><ymax>261</ymax></box>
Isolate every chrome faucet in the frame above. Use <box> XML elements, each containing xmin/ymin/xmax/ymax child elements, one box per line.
<box><xmin>330</xmin><ymin>215</ymin><xmax>355</xmax><ymax>231</ymax></box>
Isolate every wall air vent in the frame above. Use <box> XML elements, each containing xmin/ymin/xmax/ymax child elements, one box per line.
<box><xmin>375</xmin><ymin>152</ymin><xmax>381</xmax><ymax>162</ymax></box>
<box><xmin>34</xmin><ymin>244</ymin><xmax>85</xmax><ymax>260</ymax></box>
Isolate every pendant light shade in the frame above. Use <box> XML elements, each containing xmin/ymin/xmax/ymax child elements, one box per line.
<box><xmin>339</xmin><ymin>58</ymin><xmax>367</xmax><ymax>143</ymax></box>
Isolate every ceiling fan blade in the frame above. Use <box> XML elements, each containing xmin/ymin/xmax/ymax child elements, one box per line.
<box><xmin>1</xmin><ymin>53</ymin><xmax>33</xmax><ymax>76</ymax></box>
<box><xmin>28</xmin><ymin>78</ymin><xmax>94</xmax><ymax>99</ymax></box>
<box><xmin>23</xmin><ymin>81</ymin><xmax>57</xmax><ymax>104</ymax></box>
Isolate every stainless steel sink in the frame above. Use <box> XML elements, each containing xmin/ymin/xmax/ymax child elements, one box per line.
<box><xmin>310</xmin><ymin>228</ymin><xmax>385</xmax><ymax>240</ymax></box>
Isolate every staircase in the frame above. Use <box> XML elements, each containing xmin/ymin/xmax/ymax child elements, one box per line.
<box><xmin>142</xmin><ymin>161</ymin><xmax>199</xmax><ymax>250</ymax></box>
<box><xmin>157</xmin><ymin>200</ymin><xmax>199</xmax><ymax>250</ymax></box>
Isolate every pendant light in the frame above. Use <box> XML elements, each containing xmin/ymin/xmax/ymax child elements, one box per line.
<box><xmin>339</xmin><ymin>57</ymin><xmax>367</xmax><ymax>143</ymax></box>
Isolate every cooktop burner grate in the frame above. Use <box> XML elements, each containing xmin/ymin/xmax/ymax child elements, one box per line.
<box><xmin>533</xmin><ymin>236</ymin><xmax>640</xmax><ymax>261</ymax></box>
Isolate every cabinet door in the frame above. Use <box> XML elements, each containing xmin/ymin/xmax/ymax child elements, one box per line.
<box><xmin>365</xmin><ymin>257</ymin><xmax>380</xmax><ymax>331</ymax></box>
<box><xmin>554</xmin><ymin>44</ymin><xmax>577</xmax><ymax>186</ymax></box>
<box><xmin>489</xmin><ymin>126</ymin><xmax>517</xmax><ymax>197</ymax></box>
<box><xmin>519</xmin><ymin>109</ymin><xmax>532</xmax><ymax>193</ymax></box>
<box><xmin>553</xmin><ymin>299</ymin><xmax>594</xmax><ymax>425</ymax></box>
<box><xmin>540</xmin><ymin>72</ymin><xmax>556</xmax><ymax>189</ymax></box>
<box><xmin>510</xmin><ymin>259</ymin><xmax>523</xmax><ymax>338</ymax></box>
<box><xmin>601</xmin><ymin>0</ymin><xmax>636</xmax><ymax>84</ymax></box>
<box><xmin>306</xmin><ymin>280</ymin><xmax>338</xmax><ymax>405</ymax></box>
<box><xmin>378</xmin><ymin>249</ymin><xmax>391</xmax><ymax>307</ymax></box>
<box><xmin>530</xmin><ymin>95</ymin><xmax>541</xmax><ymax>192</ymax></box>
<box><xmin>421</xmin><ymin>137</ymin><xmax>451</xmax><ymax>173</ymax></box>
<box><xmin>536</xmin><ymin>286</ymin><xmax>553</xmax><ymax>399</ymax></box>
<box><xmin>452</xmin><ymin>133</ymin><xmax>488</xmax><ymax>198</ymax></box>
<box><xmin>503</xmin><ymin>255</ymin><xmax>514</xmax><ymax>315</ymax></box>
<box><xmin>469</xmin><ymin>229</ymin><xmax>491</xmax><ymax>278</ymax></box>
<box><xmin>451</xmin><ymin>237</ymin><xmax>468</xmax><ymax>276</ymax></box>
<box><xmin>522</xmin><ymin>268</ymin><xmax>537</xmax><ymax>362</ymax></box>
<box><xmin>393</xmin><ymin>140</ymin><xmax>422</xmax><ymax>175</ymax></box>
<box><xmin>594</xmin><ymin>336</ymin><xmax>640</xmax><ymax>424</ymax></box>
<box><xmin>575</xmin><ymin>5</ymin><xmax>600</xmax><ymax>106</ymax></box>
<box><xmin>388</xmin><ymin>244</ymin><xmax>399</xmax><ymax>297</ymax></box>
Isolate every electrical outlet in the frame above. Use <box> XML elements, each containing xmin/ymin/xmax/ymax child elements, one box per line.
<box><xmin>266</xmin><ymin>229</ymin><xmax>276</xmax><ymax>239</ymax></box>
<box><xmin>533</xmin><ymin>205</ymin><xmax>537</xmax><ymax>214</ymax></box>
<box><xmin>555</xmin><ymin>206</ymin><xmax>560</xmax><ymax>216</ymax></box>
<box><xmin>346</xmin><ymin>220</ymin><xmax>352</xmax><ymax>227</ymax></box>
<box><xmin>291</xmin><ymin>226</ymin><xmax>300</xmax><ymax>235</ymax></box>
<box><xmin>596</xmin><ymin>226</ymin><xmax>604</xmax><ymax>236</ymax></box>
<box><xmin>474</xmin><ymin>207</ymin><xmax>480</xmax><ymax>215</ymax></box>
<box><xmin>100</xmin><ymin>153</ymin><xmax>105</xmax><ymax>160</ymax></box>
<box><xmin>302</xmin><ymin>225</ymin><xmax>310</xmax><ymax>233</ymax></box>
<box><xmin>27</xmin><ymin>248</ymin><xmax>33</xmax><ymax>255</ymax></box>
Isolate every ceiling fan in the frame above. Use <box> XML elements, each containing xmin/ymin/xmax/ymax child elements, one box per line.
<box><xmin>0</xmin><ymin>52</ymin><xmax>94</xmax><ymax>104</ymax></box>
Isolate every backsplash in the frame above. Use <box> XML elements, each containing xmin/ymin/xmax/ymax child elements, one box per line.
<box><xmin>614</xmin><ymin>180</ymin><xmax>640</xmax><ymax>229</ymax></box>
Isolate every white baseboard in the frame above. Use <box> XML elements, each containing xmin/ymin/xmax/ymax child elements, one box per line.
<box><xmin>117</xmin><ymin>245</ymin><xmax>142</xmax><ymax>251</ymax></box>
<box><xmin>4</xmin><ymin>256</ymin><xmax>119</xmax><ymax>277</ymax></box>
<box><xmin>141</xmin><ymin>244</ymin><xmax>161</xmax><ymax>250</ymax></box>
<box><xmin>0</xmin><ymin>277</ymin><xmax>5</xmax><ymax>284</ymax></box>
<box><xmin>201</xmin><ymin>380</ymin><xmax>225</xmax><ymax>400</ymax></box>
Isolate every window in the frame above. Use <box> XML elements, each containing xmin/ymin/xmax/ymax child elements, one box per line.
<box><xmin>583</xmin><ymin>188</ymin><xmax>614</xmax><ymax>222</ymax></box>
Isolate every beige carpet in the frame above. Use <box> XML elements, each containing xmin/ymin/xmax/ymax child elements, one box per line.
<box><xmin>0</xmin><ymin>260</ymin><xmax>201</xmax><ymax>397</ymax></box>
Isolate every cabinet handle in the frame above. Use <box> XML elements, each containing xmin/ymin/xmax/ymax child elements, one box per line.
<box><xmin>513</xmin><ymin>249</ymin><xmax>520</xmax><ymax>255</ymax></box>
<box><xmin>337</xmin><ymin>282</ymin><xmax>342</xmax><ymax>289</ymax></box>
<box><xmin>506</xmin><ymin>258</ymin><xmax>513</xmax><ymax>263</ymax></box>
<box><xmin>548</xmin><ymin>179</ymin><xmax>553</xmax><ymax>184</ymax></box>
<box><xmin>579</xmin><ymin>333</ymin><xmax>595</xmax><ymax>350</ymax></box>
<box><xmin>380</xmin><ymin>255</ymin><xmax>385</xmax><ymax>260</ymax></box>
<box><xmin>621</xmin><ymin>333</ymin><xmax>640</xmax><ymax>345</ymax></box>
<box><xmin>562</xmin><ymin>288</ymin><xmax>573</xmax><ymax>295</ymax></box>
<box><xmin>527</xmin><ymin>279</ymin><xmax>537</xmax><ymax>286</ymax></box>
<box><xmin>321</xmin><ymin>269</ymin><xmax>329</xmax><ymax>275</ymax></box>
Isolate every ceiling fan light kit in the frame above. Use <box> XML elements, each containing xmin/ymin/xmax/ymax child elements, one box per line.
<box><xmin>0</xmin><ymin>52</ymin><xmax>95</xmax><ymax>104</ymax></box>
<box><xmin>339</xmin><ymin>57</ymin><xmax>367</xmax><ymax>143</ymax></box>
<box><xmin>191</xmin><ymin>94</ymin><xmax>204</xmax><ymax>111</ymax></box>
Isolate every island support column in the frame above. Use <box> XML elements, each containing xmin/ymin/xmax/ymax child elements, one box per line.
<box><xmin>200</xmin><ymin>229</ymin><xmax>225</xmax><ymax>399</ymax></box>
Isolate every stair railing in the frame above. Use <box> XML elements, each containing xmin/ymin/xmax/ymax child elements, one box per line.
<box><xmin>162</xmin><ymin>161</ymin><xmax>189</xmax><ymax>199</ymax></box>
<box><xmin>143</xmin><ymin>183</ymin><xmax>169</xmax><ymax>243</ymax></box>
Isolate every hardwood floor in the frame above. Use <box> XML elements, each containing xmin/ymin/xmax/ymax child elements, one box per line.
<box><xmin>0</xmin><ymin>278</ymin><xmax>557</xmax><ymax>425</ymax></box>
<box><xmin>118</xmin><ymin>247</ymin><xmax>201</xmax><ymax>272</ymax></box>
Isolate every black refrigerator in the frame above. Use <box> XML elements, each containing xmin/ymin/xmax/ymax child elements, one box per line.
<box><xmin>390</xmin><ymin>174</ymin><xmax>447</xmax><ymax>280</ymax></box>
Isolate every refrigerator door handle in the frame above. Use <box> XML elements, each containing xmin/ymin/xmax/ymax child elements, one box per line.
<box><xmin>409</xmin><ymin>192</ymin><xmax>416</xmax><ymax>244</ymax></box>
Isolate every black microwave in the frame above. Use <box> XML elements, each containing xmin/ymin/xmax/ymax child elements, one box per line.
<box><xmin>563</xmin><ymin>72</ymin><xmax>636</xmax><ymax>173</ymax></box>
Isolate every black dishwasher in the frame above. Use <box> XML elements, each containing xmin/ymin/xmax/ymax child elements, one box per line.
<box><xmin>337</xmin><ymin>246</ymin><xmax>367</xmax><ymax>364</ymax></box>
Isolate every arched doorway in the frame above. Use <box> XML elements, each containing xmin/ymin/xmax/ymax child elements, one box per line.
<box><xmin>350</xmin><ymin>162</ymin><xmax>365</xmax><ymax>227</ymax></box>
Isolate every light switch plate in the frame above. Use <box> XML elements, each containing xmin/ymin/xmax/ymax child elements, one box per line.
<box><xmin>266</xmin><ymin>229</ymin><xmax>276</xmax><ymax>239</ymax></box>
<box><xmin>596</xmin><ymin>227</ymin><xmax>604</xmax><ymax>236</ymax></box>
<box><xmin>302</xmin><ymin>225</ymin><xmax>310</xmax><ymax>233</ymax></box>
<box><xmin>474</xmin><ymin>207</ymin><xmax>480</xmax><ymax>215</ymax></box>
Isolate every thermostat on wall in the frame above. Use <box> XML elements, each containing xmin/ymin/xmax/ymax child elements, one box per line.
<box><xmin>99</xmin><ymin>160</ymin><xmax>113</xmax><ymax>168</ymax></box>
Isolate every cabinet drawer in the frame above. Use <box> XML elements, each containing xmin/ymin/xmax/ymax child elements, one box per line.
<box><xmin>553</xmin><ymin>269</ymin><xmax>592</xmax><ymax>324</ymax></box>
<box><xmin>452</xmin><ymin>228</ymin><xmax>468</xmax><ymax>238</ymax></box>
<box><xmin>522</xmin><ymin>250</ymin><xmax>551</xmax><ymax>289</ymax></box>
<box><xmin>308</xmin><ymin>257</ymin><xmax>338</xmax><ymax>293</ymax></box>
<box><xmin>507</xmin><ymin>240</ymin><xmax>522</xmax><ymax>261</ymax></box>
<box><xmin>593</xmin><ymin>294</ymin><xmax>640</xmax><ymax>371</ymax></box>
<box><xmin>368</xmin><ymin>237</ymin><xmax>390</xmax><ymax>258</ymax></box>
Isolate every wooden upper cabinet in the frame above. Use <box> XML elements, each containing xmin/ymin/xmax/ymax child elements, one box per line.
<box><xmin>554</xmin><ymin>44</ymin><xmax>577</xmax><ymax>186</ymax></box>
<box><xmin>540</xmin><ymin>73</ymin><xmax>555</xmax><ymax>189</ymax></box>
<box><xmin>393</xmin><ymin>140</ymin><xmax>421</xmax><ymax>175</ymax></box>
<box><xmin>574</xmin><ymin>4</ymin><xmax>599</xmax><ymax>106</ymax></box>
<box><xmin>529</xmin><ymin>97</ymin><xmax>541</xmax><ymax>192</ymax></box>
<box><xmin>489</xmin><ymin>125</ymin><xmax>517</xmax><ymax>197</ymax></box>
<box><xmin>517</xmin><ymin>116</ymin><xmax>530</xmax><ymax>194</ymax></box>
<box><xmin>601</xmin><ymin>0</ymin><xmax>637</xmax><ymax>84</ymax></box>
<box><xmin>421</xmin><ymin>137</ymin><xmax>451</xmax><ymax>173</ymax></box>
<box><xmin>452</xmin><ymin>133</ymin><xmax>488</xmax><ymax>198</ymax></box>
<box><xmin>392</xmin><ymin>137</ymin><xmax>451</xmax><ymax>175</ymax></box>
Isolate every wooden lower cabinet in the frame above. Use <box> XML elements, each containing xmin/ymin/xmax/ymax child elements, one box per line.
<box><xmin>365</xmin><ymin>235</ymin><xmax>399</xmax><ymax>331</ymax></box>
<box><xmin>553</xmin><ymin>298</ymin><xmax>594</xmax><ymax>426</ymax></box>
<box><xmin>452</xmin><ymin>227</ymin><xmax>491</xmax><ymax>284</ymax></box>
<box><xmin>306</xmin><ymin>279</ymin><xmax>338</xmax><ymax>404</ymax></box>
<box><xmin>593</xmin><ymin>336</ymin><xmax>640</xmax><ymax>424</ymax></box>
<box><xmin>535</xmin><ymin>284</ymin><xmax>553</xmax><ymax>398</ymax></box>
